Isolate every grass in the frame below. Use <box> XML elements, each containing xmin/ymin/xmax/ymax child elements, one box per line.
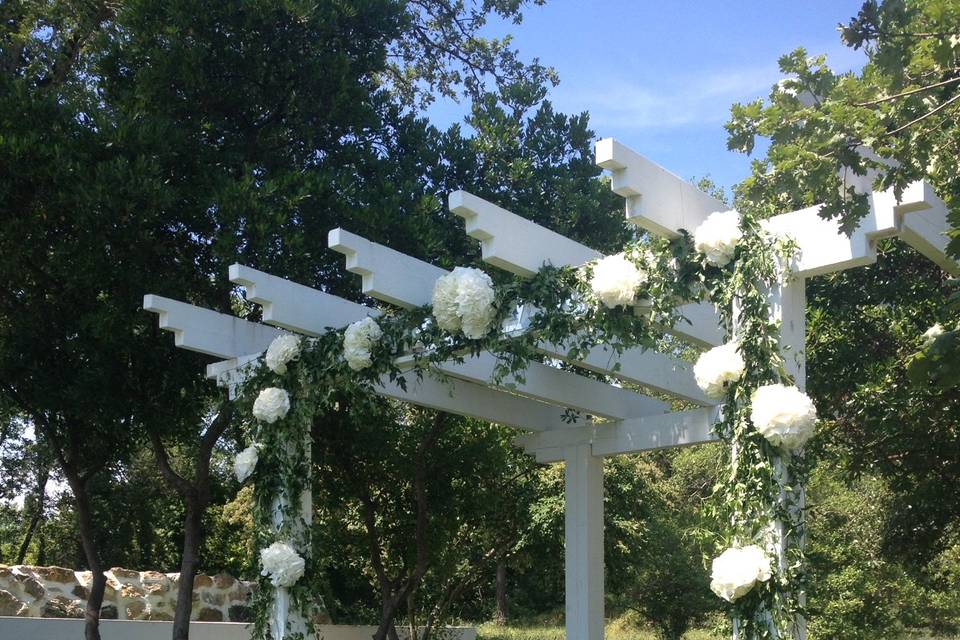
<box><xmin>476</xmin><ymin>624</ymin><xmax>717</xmax><ymax>639</ymax></box>
<box><xmin>475</xmin><ymin>617</ymin><xmax>960</xmax><ymax>640</ymax></box>
<box><xmin>476</xmin><ymin>625</ymin><xmax>715</xmax><ymax>639</ymax></box>
<box><xmin>476</xmin><ymin>613</ymin><xmax>721</xmax><ymax>640</ymax></box>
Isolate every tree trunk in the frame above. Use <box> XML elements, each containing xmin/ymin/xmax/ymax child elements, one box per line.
<box><xmin>494</xmin><ymin>559</ymin><xmax>508</xmax><ymax>626</ymax></box>
<box><xmin>149</xmin><ymin>401</ymin><xmax>231</xmax><ymax>640</ymax></box>
<box><xmin>172</xmin><ymin>496</ymin><xmax>204</xmax><ymax>640</ymax></box>
<box><xmin>16</xmin><ymin>465</ymin><xmax>50</xmax><ymax>564</ymax></box>
<box><xmin>69</xmin><ymin>475</ymin><xmax>106</xmax><ymax>640</ymax></box>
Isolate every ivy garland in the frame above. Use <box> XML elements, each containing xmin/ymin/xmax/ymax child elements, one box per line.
<box><xmin>231</xmin><ymin>209</ymin><xmax>810</xmax><ymax>640</ymax></box>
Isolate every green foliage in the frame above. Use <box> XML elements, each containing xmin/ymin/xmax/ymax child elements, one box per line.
<box><xmin>806</xmin><ymin>468</ymin><xmax>926</xmax><ymax>639</ymax></box>
<box><xmin>726</xmin><ymin>0</ymin><xmax>960</xmax><ymax>390</ymax></box>
<box><xmin>608</xmin><ymin>451</ymin><xmax>719</xmax><ymax>640</ymax></box>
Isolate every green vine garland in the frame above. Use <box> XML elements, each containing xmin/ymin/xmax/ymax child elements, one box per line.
<box><xmin>232</xmin><ymin>210</ymin><xmax>807</xmax><ymax>640</ymax></box>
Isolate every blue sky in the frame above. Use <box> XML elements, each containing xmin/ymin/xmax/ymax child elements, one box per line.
<box><xmin>427</xmin><ymin>0</ymin><xmax>869</xmax><ymax>193</ymax></box>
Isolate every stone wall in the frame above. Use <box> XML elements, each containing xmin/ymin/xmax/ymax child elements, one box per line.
<box><xmin>0</xmin><ymin>565</ymin><xmax>255</xmax><ymax>623</ymax></box>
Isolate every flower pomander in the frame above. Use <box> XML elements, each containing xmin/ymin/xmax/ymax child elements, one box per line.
<box><xmin>693</xmin><ymin>210</ymin><xmax>743</xmax><ymax>266</ymax></box>
<box><xmin>709</xmin><ymin>545</ymin><xmax>772</xmax><ymax>602</ymax></box>
<box><xmin>589</xmin><ymin>253</ymin><xmax>647</xmax><ymax>309</ymax></box>
<box><xmin>233</xmin><ymin>444</ymin><xmax>259</xmax><ymax>483</ymax></box>
<box><xmin>750</xmin><ymin>383</ymin><xmax>817</xmax><ymax>450</ymax></box>
<box><xmin>431</xmin><ymin>267</ymin><xmax>497</xmax><ymax>339</ymax></box>
<box><xmin>693</xmin><ymin>342</ymin><xmax>745</xmax><ymax>399</ymax></box>
<box><xmin>265</xmin><ymin>334</ymin><xmax>301</xmax><ymax>374</ymax></box>
<box><xmin>343</xmin><ymin>316</ymin><xmax>383</xmax><ymax>371</ymax></box>
<box><xmin>260</xmin><ymin>541</ymin><xmax>306</xmax><ymax>588</ymax></box>
<box><xmin>922</xmin><ymin>323</ymin><xmax>945</xmax><ymax>348</ymax></box>
<box><xmin>252</xmin><ymin>387</ymin><xmax>290</xmax><ymax>424</ymax></box>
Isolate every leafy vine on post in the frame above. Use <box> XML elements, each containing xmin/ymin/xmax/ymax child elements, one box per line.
<box><xmin>228</xmin><ymin>203</ymin><xmax>817</xmax><ymax>640</ymax></box>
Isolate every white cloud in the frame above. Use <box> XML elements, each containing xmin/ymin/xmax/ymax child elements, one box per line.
<box><xmin>551</xmin><ymin>41</ymin><xmax>866</xmax><ymax>132</ymax></box>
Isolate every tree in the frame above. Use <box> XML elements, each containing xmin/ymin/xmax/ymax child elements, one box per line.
<box><xmin>722</xmin><ymin>3</ymin><xmax>960</xmax><ymax>631</ymax></box>
<box><xmin>725</xmin><ymin>0</ymin><xmax>960</xmax><ymax>387</ymax></box>
<box><xmin>2</xmin><ymin>2</ymin><xmax>614</xmax><ymax>639</ymax></box>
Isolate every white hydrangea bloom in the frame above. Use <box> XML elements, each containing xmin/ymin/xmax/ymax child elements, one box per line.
<box><xmin>922</xmin><ymin>323</ymin><xmax>945</xmax><ymax>348</ymax></box>
<box><xmin>431</xmin><ymin>267</ymin><xmax>496</xmax><ymax>339</ymax></box>
<box><xmin>694</xmin><ymin>210</ymin><xmax>743</xmax><ymax>266</ymax></box>
<box><xmin>455</xmin><ymin>267</ymin><xmax>497</xmax><ymax>339</ymax></box>
<box><xmin>750</xmin><ymin>383</ymin><xmax>817</xmax><ymax>450</ymax></box>
<box><xmin>265</xmin><ymin>334</ymin><xmax>301</xmax><ymax>374</ymax></box>
<box><xmin>233</xmin><ymin>444</ymin><xmax>259</xmax><ymax>483</ymax></box>
<box><xmin>260</xmin><ymin>541</ymin><xmax>305</xmax><ymax>588</ymax></box>
<box><xmin>252</xmin><ymin>387</ymin><xmax>290</xmax><ymax>424</ymax></box>
<box><xmin>693</xmin><ymin>342</ymin><xmax>746</xmax><ymax>399</ymax></box>
<box><xmin>342</xmin><ymin>316</ymin><xmax>383</xmax><ymax>371</ymax></box>
<box><xmin>590</xmin><ymin>253</ymin><xmax>647</xmax><ymax>309</ymax></box>
<box><xmin>710</xmin><ymin>544</ymin><xmax>772</xmax><ymax>602</ymax></box>
<box><xmin>432</xmin><ymin>271</ymin><xmax>463</xmax><ymax>333</ymax></box>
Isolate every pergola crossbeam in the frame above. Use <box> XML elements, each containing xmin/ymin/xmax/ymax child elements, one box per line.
<box><xmin>328</xmin><ymin>228</ymin><xmax>717</xmax><ymax>401</ymax></box>
<box><xmin>596</xmin><ymin>137</ymin><xmax>726</xmax><ymax>238</ymax></box>
<box><xmin>447</xmin><ymin>192</ymin><xmax>724</xmax><ymax>347</ymax></box>
<box><xmin>516</xmin><ymin>406</ymin><xmax>720</xmax><ymax>462</ymax></box>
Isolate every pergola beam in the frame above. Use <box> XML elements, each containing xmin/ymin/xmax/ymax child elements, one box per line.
<box><xmin>447</xmin><ymin>192</ymin><xmax>724</xmax><ymax>347</ymax></box>
<box><xmin>596</xmin><ymin>137</ymin><xmax>725</xmax><ymax>238</ymax></box>
<box><xmin>229</xmin><ymin>263</ymin><xmax>670</xmax><ymax>420</ymax></box>
<box><xmin>516</xmin><ymin>406</ymin><xmax>721</xmax><ymax>463</ymax></box>
<box><xmin>144</xmin><ymin>297</ymin><xmax>576</xmax><ymax>430</ymax></box>
<box><xmin>143</xmin><ymin>294</ymin><xmax>283</xmax><ymax>358</ymax></box>
<box><xmin>327</xmin><ymin>228</ymin><xmax>717</xmax><ymax>402</ymax></box>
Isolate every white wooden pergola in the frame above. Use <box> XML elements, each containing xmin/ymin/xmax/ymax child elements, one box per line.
<box><xmin>145</xmin><ymin>138</ymin><xmax>957</xmax><ymax>640</ymax></box>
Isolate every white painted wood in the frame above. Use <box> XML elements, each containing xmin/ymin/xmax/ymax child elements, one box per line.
<box><xmin>229</xmin><ymin>264</ymin><xmax>376</xmax><ymax>335</ymax></box>
<box><xmin>328</xmin><ymin>228</ymin><xmax>447</xmax><ymax>308</ymax></box>
<box><xmin>231</xmin><ymin>257</ymin><xmax>663</xmax><ymax>419</ymax></box>
<box><xmin>438</xmin><ymin>352</ymin><xmax>669</xmax><ymax>420</ymax></box>
<box><xmin>596</xmin><ymin>138</ymin><xmax>725</xmax><ymax>238</ymax></box>
<box><xmin>143</xmin><ymin>295</ymin><xmax>282</xmax><ymax>358</ymax></box>
<box><xmin>768</xmin><ymin>278</ymin><xmax>807</xmax><ymax>388</ymax></box>
<box><xmin>516</xmin><ymin>407</ymin><xmax>720</xmax><ymax>462</ymax></box>
<box><xmin>329</xmin><ymin>229</ymin><xmax>719</xmax><ymax>401</ymax></box>
<box><xmin>269</xmin><ymin>436</ymin><xmax>312</xmax><ymax>639</ymax></box>
<box><xmin>900</xmin><ymin>200</ymin><xmax>959</xmax><ymax>275</ymax></box>
<box><xmin>674</xmin><ymin>301</ymin><xmax>725</xmax><ymax>348</ymax></box>
<box><xmin>448</xmin><ymin>190</ymin><xmax>600</xmax><ymax>277</ymax></box>
<box><xmin>563</xmin><ymin>444</ymin><xmax>605</xmax><ymax>640</ymax></box>
<box><xmin>376</xmin><ymin>373</ymin><xmax>569</xmax><ymax>431</ymax></box>
<box><xmin>145</xmin><ymin>295</ymin><xmax>583</xmax><ymax>429</ymax></box>
<box><xmin>446</xmin><ymin>195</ymin><xmax>723</xmax><ymax>346</ymax></box>
<box><xmin>762</xmin><ymin>180</ymin><xmax>958</xmax><ymax>278</ymax></box>
<box><xmin>536</xmin><ymin>340</ymin><xmax>712</xmax><ymax>406</ymax></box>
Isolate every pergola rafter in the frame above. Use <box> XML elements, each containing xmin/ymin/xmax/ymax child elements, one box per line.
<box><xmin>145</xmin><ymin>138</ymin><xmax>957</xmax><ymax>640</ymax></box>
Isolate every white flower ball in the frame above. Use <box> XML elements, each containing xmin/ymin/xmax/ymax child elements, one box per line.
<box><xmin>693</xmin><ymin>342</ymin><xmax>746</xmax><ymax>399</ymax></box>
<box><xmin>922</xmin><ymin>323</ymin><xmax>945</xmax><ymax>348</ymax></box>
<box><xmin>432</xmin><ymin>270</ymin><xmax>463</xmax><ymax>333</ymax></box>
<box><xmin>233</xmin><ymin>444</ymin><xmax>259</xmax><ymax>483</ymax></box>
<box><xmin>750</xmin><ymin>383</ymin><xmax>817</xmax><ymax>450</ymax></box>
<box><xmin>265</xmin><ymin>334</ymin><xmax>301</xmax><ymax>374</ymax></box>
<box><xmin>343</xmin><ymin>316</ymin><xmax>383</xmax><ymax>371</ymax></box>
<box><xmin>694</xmin><ymin>210</ymin><xmax>743</xmax><ymax>266</ymax></box>
<box><xmin>710</xmin><ymin>544</ymin><xmax>772</xmax><ymax>602</ymax></box>
<box><xmin>431</xmin><ymin>267</ymin><xmax>496</xmax><ymax>339</ymax></box>
<box><xmin>590</xmin><ymin>253</ymin><xmax>647</xmax><ymax>309</ymax></box>
<box><xmin>260</xmin><ymin>541</ymin><xmax>305</xmax><ymax>588</ymax></box>
<box><xmin>455</xmin><ymin>267</ymin><xmax>497</xmax><ymax>339</ymax></box>
<box><xmin>252</xmin><ymin>387</ymin><xmax>290</xmax><ymax>424</ymax></box>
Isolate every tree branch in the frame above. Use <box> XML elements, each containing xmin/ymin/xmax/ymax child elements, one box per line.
<box><xmin>886</xmin><ymin>92</ymin><xmax>960</xmax><ymax>137</ymax></box>
<box><xmin>856</xmin><ymin>75</ymin><xmax>960</xmax><ymax>107</ymax></box>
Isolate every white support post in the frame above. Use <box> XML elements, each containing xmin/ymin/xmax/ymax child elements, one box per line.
<box><xmin>270</xmin><ymin>435</ymin><xmax>312</xmax><ymax>639</ymax></box>
<box><xmin>564</xmin><ymin>444</ymin><xmax>605</xmax><ymax>640</ymax></box>
<box><xmin>768</xmin><ymin>276</ymin><xmax>808</xmax><ymax>640</ymax></box>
